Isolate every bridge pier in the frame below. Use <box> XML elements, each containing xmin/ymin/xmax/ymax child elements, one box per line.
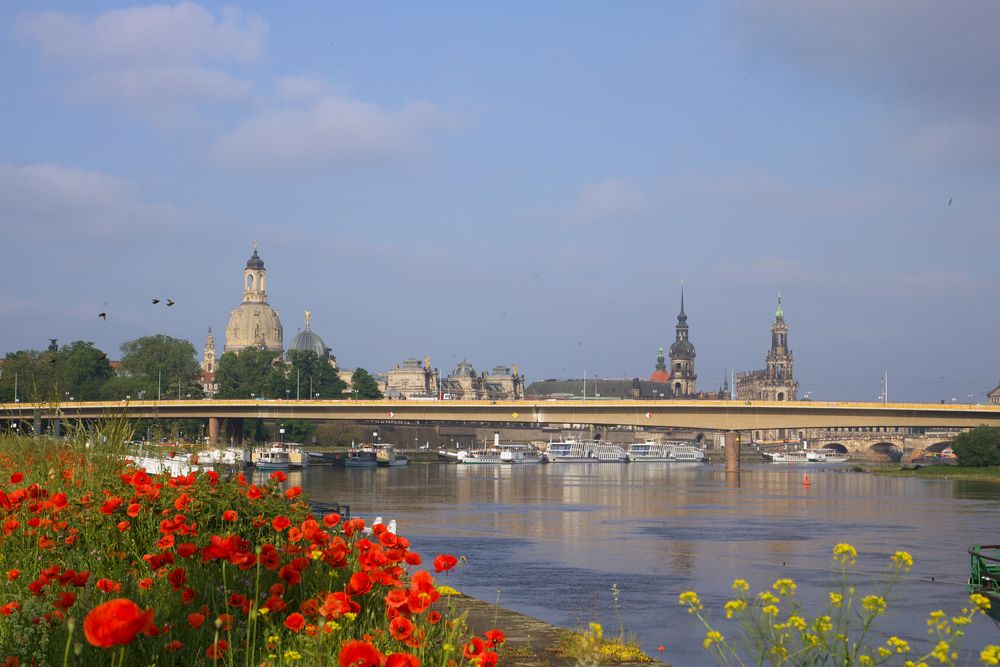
<box><xmin>33</xmin><ymin>409</ymin><xmax>42</xmax><ymax>437</ymax></box>
<box><xmin>224</xmin><ymin>418</ymin><xmax>244</xmax><ymax>445</ymax></box>
<box><xmin>52</xmin><ymin>418</ymin><xmax>61</xmax><ymax>439</ymax></box>
<box><xmin>724</xmin><ymin>431</ymin><xmax>740</xmax><ymax>473</ymax></box>
<box><xmin>208</xmin><ymin>417</ymin><xmax>220</xmax><ymax>447</ymax></box>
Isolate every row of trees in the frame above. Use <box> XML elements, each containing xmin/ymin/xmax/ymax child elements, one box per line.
<box><xmin>1</xmin><ymin>336</ymin><xmax>382</xmax><ymax>405</ymax></box>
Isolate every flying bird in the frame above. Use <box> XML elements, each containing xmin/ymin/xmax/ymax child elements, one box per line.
<box><xmin>152</xmin><ymin>299</ymin><xmax>160</xmax><ymax>304</ymax></box>
<box><xmin>948</xmin><ymin>198</ymin><xmax>953</xmax><ymax>206</ymax></box>
<box><xmin>98</xmin><ymin>312</ymin><xmax>107</xmax><ymax>320</ymax></box>
<box><xmin>166</xmin><ymin>299</ymin><xmax>175</xmax><ymax>306</ymax></box>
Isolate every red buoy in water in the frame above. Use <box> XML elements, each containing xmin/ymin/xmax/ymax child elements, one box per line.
<box><xmin>803</xmin><ymin>474</ymin><xmax>811</xmax><ymax>487</ymax></box>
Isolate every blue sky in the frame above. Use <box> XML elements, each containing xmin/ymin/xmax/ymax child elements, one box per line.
<box><xmin>1</xmin><ymin>1</ymin><xmax>998</xmax><ymax>402</ymax></box>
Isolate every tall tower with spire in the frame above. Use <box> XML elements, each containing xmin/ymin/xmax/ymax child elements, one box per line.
<box><xmin>668</xmin><ymin>285</ymin><xmax>697</xmax><ymax>397</ymax></box>
<box><xmin>765</xmin><ymin>293</ymin><xmax>797</xmax><ymax>400</ymax></box>
<box><xmin>200</xmin><ymin>327</ymin><xmax>218</xmax><ymax>397</ymax></box>
<box><xmin>224</xmin><ymin>242</ymin><xmax>284</xmax><ymax>353</ymax></box>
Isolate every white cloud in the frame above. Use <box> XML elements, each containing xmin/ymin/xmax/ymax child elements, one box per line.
<box><xmin>0</xmin><ymin>162</ymin><xmax>206</xmax><ymax>240</ymax></box>
<box><xmin>17</xmin><ymin>2</ymin><xmax>264</xmax><ymax>125</ymax></box>
<box><xmin>17</xmin><ymin>1</ymin><xmax>266</xmax><ymax>65</ymax></box>
<box><xmin>569</xmin><ymin>178</ymin><xmax>646</xmax><ymax>224</ymax></box>
<box><xmin>70</xmin><ymin>65</ymin><xmax>253</xmax><ymax>124</ymax></box>
<box><xmin>213</xmin><ymin>94</ymin><xmax>461</xmax><ymax>169</ymax></box>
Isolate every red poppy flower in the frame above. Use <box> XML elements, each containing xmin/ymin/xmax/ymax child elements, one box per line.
<box><xmin>177</xmin><ymin>542</ymin><xmax>197</xmax><ymax>558</ymax></box>
<box><xmin>216</xmin><ymin>613</ymin><xmax>234</xmax><ymax>631</ymax></box>
<box><xmin>117</xmin><ymin>520</ymin><xmax>130</xmax><ymax>532</ymax></box>
<box><xmin>433</xmin><ymin>554</ymin><xmax>458</xmax><ymax>572</ymax></box>
<box><xmin>463</xmin><ymin>637</ymin><xmax>486</xmax><ymax>659</ymax></box>
<box><xmin>385</xmin><ymin>653</ymin><xmax>420</xmax><ymax>667</ymax></box>
<box><xmin>56</xmin><ymin>592</ymin><xmax>77</xmax><ymax>610</ymax></box>
<box><xmin>165</xmin><ymin>639</ymin><xmax>183</xmax><ymax>652</ymax></box>
<box><xmin>187</xmin><ymin>612</ymin><xmax>205</xmax><ymax>629</ymax></box>
<box><xmin>284</xmin><ymin>612</ymin><xmax>305</xmax><ymax>632</ymax></box>
<box><xmin>389</xmin><ymin>616</ymin><xmax>414</xmax><ymax>641</ymax></box>
<box><xmin>138</xmin><ymin>578</ymin><xmax>153</xmax><ymax>590</ymax></box>
<box><xmin>323</xmin><ymin>512</ymin><xmax>341</xmax><ymax>527</ymax></box>
<box><xmin>6</xmin><ymin>570</ymin><xmax>19</xmax><ymax>581</ymax></box>
<box><xmin>284</xmin><ymin>486</ymin><xmax>301</xmax><ymax>499</ymax></box>
<box><xmin>269</xmin><ymin>471</ymin><xmax>287</xmax><ymax>483</ymax></box>
<box><xmin>246</xmin><ymin>486</ymin><xmax>262</xmax><ymax>500</ymax></box>
<box><xmin>338</xmin><ymin>640</ymin><xmax>383</xmax><ymax>667</ymax></box>
<box><xmin>127</xmin><ymin>503</ymin><xmax>141</xmax><ymax>517</ymax></box>
<box><xmin>222</xmin><ymin>510</ymin><xmax>238</xmax><ymax>522</ymax></box>
<box><xmin>82</xmin><ymin>598</ymin><xmax>154</xmax><ymax>648</ymax></box>
<box><xmin>206</xmin><ymin>639</ymin><xmax>228</xmax><ymax>660</ymax></box>
<box><xmin>484</xmin><ymin>628</ymin><xmax>505</xmax><ymax>646</ymax></box>
<box><xmin>427</xmin><ymin>611</ymin><xmax>441</xmax><ymax>624</ymax></box>
<box><xmin>271</xmin><ymin>515</ymin><xmax>291</xmax><ymax>531</ymax></box>
<box><xmin>96</xmin><ymin>578</ymin><xmax>120</xmax><ymax>593</ymax></box>
<box><xmin>404</xmin><ymin>552</ymin><xmax>422</xmax><ymax>566</ymax></box>
<box><xmin>9</xmin><ymin>473</ymin><xmax>23</xmax><ymax>484</ymax></box>
<box><xmin>477</xmin><ymin>651</ymin><xmax>499</xmax><ymax>667</ymax></box>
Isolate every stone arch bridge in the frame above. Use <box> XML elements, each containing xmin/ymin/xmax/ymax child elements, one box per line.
<box><xmin>807</xmin><ymin>434</ymin><xmax>958</xmax><ymax>462</ymax></box>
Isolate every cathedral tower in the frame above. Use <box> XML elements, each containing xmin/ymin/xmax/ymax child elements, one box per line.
<box><xmin>765</xmin><ymin>294</ymin><xmax>797</xmax><ymax>400</ymax></box>
<box><xmin>668</xmin><ymin>286</ymin><xmax>697</xmax><ymax>397</ymax></box>
<box><xmin>201</xmin><ymin>328</ymin><xmax>216</xmax><ymax>375</ymax></box>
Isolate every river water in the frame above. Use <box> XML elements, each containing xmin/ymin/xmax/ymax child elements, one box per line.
<box><xmin>279</xmin><ymin>462</ymin><xmax>999</xmax><ymax>666</ymax></box>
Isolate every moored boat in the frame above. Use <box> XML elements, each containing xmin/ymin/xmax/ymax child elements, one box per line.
<box><xmin>627</xmin><ymin>441</ymin><xmax>672</xmax><ymax>462</ymax></box>
<box><xmin>967</xmin><ymin>544</ymin><xmax>1000</xmax><ymax>626</ymax></box>
<box><xmin>344</xmin><ymin>448</ymin><xmax>378</xmax><ymax>468</ymax></box>
<box><xmin>459</xmin><ymin>448</ymin><xmax>504</xmax><ymax>464</ymax></box>
<box><xmin>668</xmin><ymin>442</ymin><xmax>708</xmax><ymax>463</ymax></box>
<box><xmin>254</xmin><ymin>447</ymin><xmax>292</xmax><ymax>470</ymax></box>
<box><xmin>374</xmin><ymin>444</ymin><xmax>409</xmax><ymax>467</ymax></box>
<box><xmin>544</xmin><ymin>439</ymin><xmax>629</xmax><ymax>463</ymax></box>
<box><xmin>499</xmin><ymin>443</ymin><xmax>544</xmax><ymax>464</ymax></box>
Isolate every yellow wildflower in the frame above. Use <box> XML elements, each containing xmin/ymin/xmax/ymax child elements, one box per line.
<box><xmin>887</xmin><ymin>636</ymin><xmax>910</xmax><ymax>653</ymax></box>
<box><xmin>952</xmin><ymin>615</ymin><xmax>971</xmax><ymax>625</ymax></box>
<box><xmin>678</xmin><ymin>592</ymin><xmax>703</xmax><ymax>613</ymax></box>
<box><xmin>970</xmin><ymin>592</ymin><xmax>992</xmax><ymax>612</ymax></box>
<box><xmin>931</xmin><ymin>641</ymin><xmax>950</xmax><ymax>663</ymax></box>
<box><xmin>443</xmin><ymin>643</ymin><xmax>454</xmax><ymax>653</ymax></box>
<box><xmin>732</xmin><ymin>578</ymin><xmax>750</xmax><ymax>592</ymax></box>
<box><xmin>877</xmin><ymin>646</ymin><xmax>891</xmax><ymax>658</ymax></box>
<box><xmin>703</xmin><ymin>630</ymin><xmax>724</xmax><ymax>650</ymax></box>
<box><xmin>758</xmin><ymin>591</ymin><xmax>780</xmax><ymax>605</ymax></box>
<box><xmin>725</xmin><ymin>599</ymin><xmax>746</xmax><ymax>619</ymax></box>
<box><xmin>980</xmin><ymin>645</ymin><xmax>1000</xmax><ymax>665</ymax></box>
<box><xmin>283</xmin><ymin>649</ymin><xmax>301</xmax><ymax>662</ymax></box>
<box><xmin>862</xmin><ymin>655</ymin><xmax>875</xmax><ymax>665</ymax></box>
<box><xmin>589</xmin><ymin>622</ymin><xmax>603</xmax><ymax>639</ymax></box>
<box><xmin>258</xmin><ymin>607</ymin><xmax>270</xmax><ymax>616</ymax></box>
<box><xmin>772</xmin><ymin>578</ymin><xmax>797</xmax><ymax>596</ymax></box>
<box><xmin>787</xmin><ymin>615</ymin><xmax>806</xmax><ymax>631</ymax></box>
<box><xmin>815</xmin><ymin>615</ymin><xmax>833</xmax><ymax>633</ymax></box>
<box><xmin>833</xmin><ymin>543</ymin><xmax>857</xmax><ymax>565</ymax></box>
<box><xmin>762</xmin><ymin>605</ymin><xmax>779</xmax><ymax>617</ymax></box>
<box><xmin>310</xmin><ymin>550</ymin><xmax>322</xmax><ymax>560</ymax></box>
<box><xmin>829</xmin><ymin>592</ymin><xmax>843</xmax><ymax>608</ymax></box>
<box><xmin>891</xmin><ymin>550</ymin><xmax>914</xmax><ymax>571</ymax></box>
<box><xmin>804</xmin><ymin>633</ymin><xmax>820</xmax><ymax>647</ymax></box>
<box><xmin>770</xmin><ymin>645</ymin><xmax>788</xmax><ymax>659</ymax></box>
<box><xmin>862</xmin><ymin>594</ymin><xmax>887</xmax><ymax>616</ymax></box>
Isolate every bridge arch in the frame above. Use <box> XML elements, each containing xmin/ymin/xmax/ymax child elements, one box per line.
<box><xmin>819</xmin><ymin>442</ymin><xmax>848</xmax><ymax>454</ymax></box>
<box><xmin>926</xmin><ymin>441</ymin><xmax>954</xmax><ymax>453</ymax></box>
<box><xmin>868</xmin><ymin>441</ymin><xmax>902</xmax><ymax>462</ymax></box>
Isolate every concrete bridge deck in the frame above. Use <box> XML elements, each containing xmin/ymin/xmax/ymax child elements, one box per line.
<box><xmin>2</xmin><ymin>399</ymin><xmax>998</xmax><ymax>432</ymax></box>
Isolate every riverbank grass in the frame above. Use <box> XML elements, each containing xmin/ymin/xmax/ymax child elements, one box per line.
<box><xmin>869</xmin><ymin>464</ymin><xmax>1000</xmax><ymax>482</ymax></box>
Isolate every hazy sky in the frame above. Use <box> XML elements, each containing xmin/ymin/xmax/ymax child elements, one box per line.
<box><xmin>1</xmin><ymin>1</ymin><xmax>998</xmax><ymax>402</ymax></box>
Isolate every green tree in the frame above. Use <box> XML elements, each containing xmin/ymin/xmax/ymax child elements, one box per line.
<box><xmin>119</xmin><ymin>335</ymin><xmax>203</xmax><ymax>400</ymax></box>
<box><xmin>286</xmin><ymin>350</ymin><xmax>345</xmax><ymax>399</ymax></box>
<box><xmin>952</xmin><ymin>425</ymin><xmax>1000</xmax><ymax>467</ymax></box>
<box><xmin>214</xmin><ymin>348</ymin><xmax>285</xmax><ymax>399</ymax></box>
<box><xmin>60</xmin><ymin>341</ymin><xmax>113</xmax><ymax>401</ymax></box>
<box><xmin>351</xmin><ymin>368</ymin><xmax>383</xmax><ymax>399</ymax></box>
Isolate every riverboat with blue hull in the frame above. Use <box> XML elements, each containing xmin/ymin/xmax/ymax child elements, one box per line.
<box><xmin>375</xmin><ymin>444</ymin><xmax>409</xmax><ymax>467</ymax></box>
<box><xmin>544</xmin><ymin>439</ymin><xmax>630</xmax><ymax>463</ymax></box>
<box><xmin>344</xmin><ymin>448</ymin><xmax>378</xmax><ymax>468</ymax></box>
<box><xmin>968</xmin><ymin>544</ymin><xmax>1000</xmax><ymax>626</ymax></box>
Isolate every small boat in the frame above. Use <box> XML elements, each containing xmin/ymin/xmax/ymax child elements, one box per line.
<box><xmin>968</xmin><ymin>544</ymin><xmax>1000</xmax><ymax>626</ymax></box>
<box><xmin>344</xmin><ymin>448</ymin><xmax>378</xmax><ymax>468</ymax></box>
<box><xmin>499</xmin><ymin>443</ymin><xmax>544</xmax><ymax>464</ymax></box>
<box><xmin>374</xmin><ymin>444</ymin><xmax>409</xmax><ymax>467</ymax></box>
<box><xmin>254</xmin><ymin>447</ymin><xmax>292</xmax><ymax>470</ymax></box>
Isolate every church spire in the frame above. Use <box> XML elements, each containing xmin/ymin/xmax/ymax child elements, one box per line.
<box><xmin>677</xmin><ymin>282</ymin><xmax>687</xmax><ymax>323</ymax></box>
<box><xmin>775</xmin><ymin>291</ymin><xmax>784</xmax><ymax>321</ymax></box>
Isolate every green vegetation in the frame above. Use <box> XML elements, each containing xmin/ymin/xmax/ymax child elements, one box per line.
<box><xmin>952</xmin><ymin>425</ymin><xmax>1000</xmax><ymax>467</ymax></box>
<box><xmin>351</xmin><ymin>368</ymin><xmax>383</xmax><ymax>399</ymax></box>
<box><xmin>874</xmin><ymin>465</ymin><xmax>1000</xmax><ymax>482</ymax></box>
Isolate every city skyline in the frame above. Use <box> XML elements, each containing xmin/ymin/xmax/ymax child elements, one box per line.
<box><xmin>1</xmin><ymin>2</ymin><xmax>998</xmax><ymax>403</ymax></box>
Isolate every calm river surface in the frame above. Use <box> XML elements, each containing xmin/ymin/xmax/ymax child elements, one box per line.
<box><xmin>276</xmin><ymin>463</ymin><xmax>999</xmax><ymax>666</ymax></box>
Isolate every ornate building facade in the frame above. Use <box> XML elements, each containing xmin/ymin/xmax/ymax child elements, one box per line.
<box><xmin>989</xmin><ymin>383</ymin><xmax>1000</xmax><ymax>405</ymax></box>
<box><xmin>385</xmin><ymin>357</ymin><xmax>440</xmax><ymax>399</ymax></box>
<box><xmin>440</xmin><ymin>361</ymin><xmax>524</xmax><ymax>400</ymax></box>
<box><xmin>224</xmin><ymin>243</ymin><xmax>284</xmax><ymax>354</ymax></box>
<box><xmin>668</xmin><ymin>289</ymin><xmax>697</xmax><ymax>397</ymax></box>
<box><xmin>735</xmin><ymin>295</ymin><xmax>799</xmax><ymax>401</ymax></box>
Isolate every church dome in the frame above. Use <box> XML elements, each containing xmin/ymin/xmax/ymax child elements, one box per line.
<box><xmin>224</xmin><ymin>303</ymin><xmax>283</xmax><ymax>353</ymax></box>
<box><xmin>246</xmin><ymin>248</ymin><xmax>265</xmax><ymax>270</ymax></box>
<box><xmin>287</xmin><ymin>311</ymin><xmax>329</xmax><ymax>359</ymax></box>
<box><xmin>451</xmin><ymin>360</ymin><xmax>476</xmax><ymax>378</ymax></box>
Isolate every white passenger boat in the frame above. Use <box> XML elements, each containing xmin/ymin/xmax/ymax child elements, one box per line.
<box><xmin>499</xmin><ymin>443</ymin><xmax>544</xmax><ymax>464</ymax></box>
<box><xmin>459</xmin><ymin>448</ymin><xmax>504</xmax><ymax>464</ymax></box>
<box><xmin>765</xmin><ymin>448</ymin><xmax>848</xmax><ymax>464</ymax></box>
<box><xmin>627</xmin><ymin>441</ymin><xmax>673</xmax><ymax>462</ymax></box>
<box><xmin>374</xmin><ymin>444</ymin><xmax>409</xmax><ymax>467</ymax></box>
<box><xmin>253</xmin><ymin>443</ymin><xmax>308</xmax><ymax>469</ymax></box>
<box><xmin>668</xmin><ymin>442</ymin><xmax>708</xmax><ymax>463</ymax></box>
<box><xmin>544</xmin><ymin>439</ymin><xmax>630</xmax><ymax>463</ymax></box>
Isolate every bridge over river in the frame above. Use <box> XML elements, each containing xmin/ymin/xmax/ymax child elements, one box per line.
<box><xmin>2</xmin><ymin>399</ymin><xmax>998</xmax><ymax>448</ymax></box>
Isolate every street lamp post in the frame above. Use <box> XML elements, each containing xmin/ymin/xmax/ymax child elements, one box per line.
<box><xmin>279</xmin><ymin>427</ymin><xmax>285</xmax><ymax>444</ymax></box>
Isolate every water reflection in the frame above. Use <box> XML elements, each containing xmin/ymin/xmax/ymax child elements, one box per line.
<box><xmin>297</xmin><ymin>464</ymin><xmax>1000</xmax><ymax>666</ymax></box>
